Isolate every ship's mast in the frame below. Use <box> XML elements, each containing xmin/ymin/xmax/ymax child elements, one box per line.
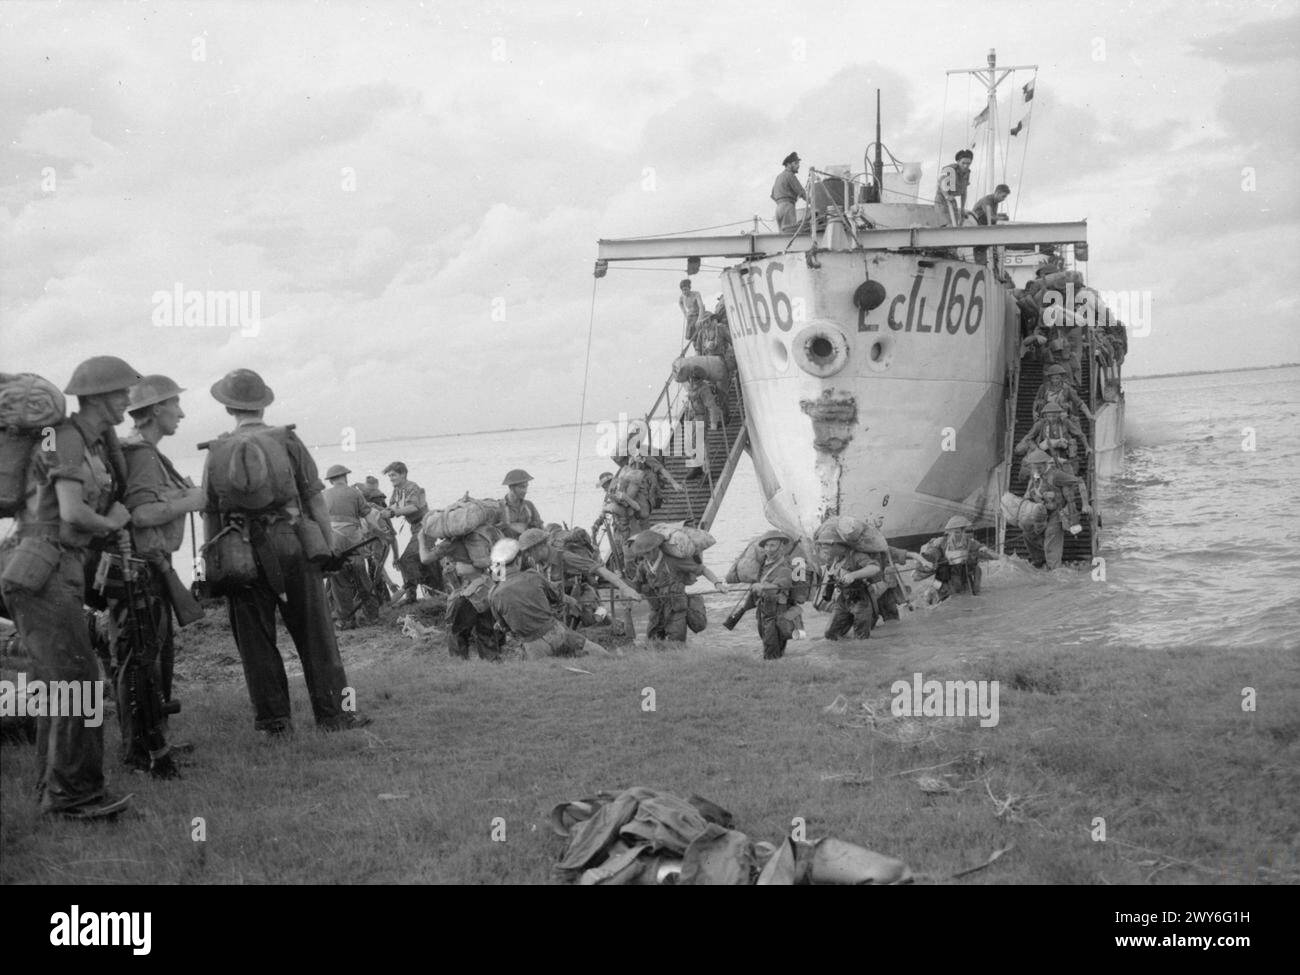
<box><xmin>946</xmin><ymin>49</ymin><xmax>1036</xmax><ymax>199</ymax></box>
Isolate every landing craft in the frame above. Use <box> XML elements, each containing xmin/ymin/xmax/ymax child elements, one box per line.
<box><xmin>595</xmin><ymin>50</ymin><xmax>1125</xmax><ymax>559</ymax></box>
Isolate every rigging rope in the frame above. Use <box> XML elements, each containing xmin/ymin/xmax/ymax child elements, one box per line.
<box><xmin>569</xmin><ymin>275</ymin><xmax>600</xmax><ymax>524</ymax></box>
<box><xmin>1013</xmin><ymin>69</ymin><xmax>1037</xmax><ymax>221</ymax></box>
<box><xmin>936</xmin><ymin>77</ymin><xmax>949</xmax><ymax>183</ymax></box>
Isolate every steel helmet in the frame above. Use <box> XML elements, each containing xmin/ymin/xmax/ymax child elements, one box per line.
<box><xmin>1041</xmin><ymin>402</ymin><xmax>1065</xmax><ymax>415</ymax></box>
<box><xmin>758</xmin><ymin>529</ymin><xmax>792</xmax><ymax>546</ymax></box>
<box><xmin>1025</xmin><ymin>448</ymin><xmax>1053</xmax><ymax>465</ymax></box>
<box><xmin>597</xmin><ymin>472</ymin><xmax>614</xmax><ymax>486</ymax></box>
<box><xmin>128</xmin><ymin>374</ymin><xmax>185</xmax><ymax>412</ymax></box>
<box><xmin>944</xmin><ymin>515</ymin><xmax>971</xmax><ymax>532</ymax></box>
<box><xmin>211</xmin><ymin>368</ymin><xmax>275</xmax><ymax>409</ymax></box>
<box><xmin>516</xmin><ymin>528</ymin><xmax>550</xmax><ymax>552</ymax></box>
<box><xmin>64</xmin><ymin>356</ymin><xmax>143</xmax><ymax>396</ymax></box>
<box><xmin>1044</xmin><ymin>364</ymin><xmax>1067</xmax><ymax>376</ymax></box>
<box><xmin>324</xmin><ymin>464</ymin><xmax>352</xmax><ymax>480</ymax></box>
<box><xmin>502</xmin><ymin>469</ymin><xmax>533</xmax><ymax>486</ymax></box>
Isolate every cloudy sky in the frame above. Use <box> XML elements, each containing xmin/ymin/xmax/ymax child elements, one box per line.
<box><xmin>2</xmin><ymin>0</ymin><xmax>1297</xmax><ymax>447</ymax></box>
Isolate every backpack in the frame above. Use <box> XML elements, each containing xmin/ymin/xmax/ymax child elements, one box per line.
<box><xmin>204</xmin><ymin>425</ymin><xmax>300</xmax><ymax>513</ymax></box>
<box><xmin>0</xmin><ymin>373</ymin><xmax>67</xmax><ymax>517</ymax></box>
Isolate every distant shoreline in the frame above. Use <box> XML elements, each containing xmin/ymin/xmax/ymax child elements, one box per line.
<box><xmin>339</xmin><ymin>363</ymin><xmax>1298</xmax><ymax>445</ymax></box>
<box><xmin>1125</xmin><ymin>362</ymin><xmax>1298</xmax><ymax>382</ymax></box>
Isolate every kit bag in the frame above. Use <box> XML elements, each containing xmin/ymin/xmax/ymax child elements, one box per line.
<box><xmin>0</xmin><ymin>373</ymin><xmax>66</xmax><ymax>517</ymax></box>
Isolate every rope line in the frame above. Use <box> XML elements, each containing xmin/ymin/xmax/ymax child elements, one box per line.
<box><xmin>569</xmin><ymin>275</ymin><xmax>600</xmax><ymax>524</ymax></box>
<box><xmin>1013</xmin><ymin>69</ymin><xmax>1037</xmax><ymax>221</ymax></box>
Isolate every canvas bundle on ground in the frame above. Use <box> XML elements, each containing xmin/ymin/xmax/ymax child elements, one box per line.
<box><xmin>672</xmin><ymin>355</ymin><xmax>727</xmax><ymax>386</ymax></box>
<box><xmin>550</xmin><ymin>785</ymin><xmax>912</xmax><ymax>885</ymax></box>
<box><xmin>650</xmin><ymin>522</ymin><xmax>715</xmax><ymax>559</ymax></box>
<box><xmin>0</xmin><ymin>372</ymin><xmax>66</xmax><ymax>517</ymax></box>
<box><xmin>423</xmin><ymin>496</ymin><xmax>501</xmax><ymax>540</ymax></box>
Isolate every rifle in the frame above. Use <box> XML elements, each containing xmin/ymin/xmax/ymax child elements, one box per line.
<box><xmin>815</xmin><ymin>560</ymin><xmax>844</xmax><ymax>611</ymax></box>
<box><xmin>97</xmin><ymin>552</ymin><xmax>180</xmax><ymax>780</ymax></box>
<box><xmin>882</xmin><ymin>548</ymin><xmax>914</xmax><ymax>611</ymax></box>
<box><xmin>721</xmin><ymin>586</ymin><xmax>757</xmax><ymax>630</ymax></box>
<box><xmin>321</xmin><ymin>534</ymin><xmax>390</xmax><ymax>572</ymax></box>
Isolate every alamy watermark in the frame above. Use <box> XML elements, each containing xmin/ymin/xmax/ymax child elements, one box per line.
<box><xmin>151</xmin><ymin>283</ymin><xmax>261</xmax><ymax>337</ymax></box>
<box><xmin>1040</xmin><ymin>283</ymin><xmax>1152</xmax><ymax>338</ymax></box>
<box><xmin>891</xmin><ymin>672</ymin><xmax>1000</xmax><ymax>727</ymax></box>
<box><xmin>0</xmin><ymin>673</ymin><xmax>104</xmax><ymax>727</ymax></box>
<box><xmin>594</xmin><ymin>412</ymin><xmax>706</xmax><ymax>466</ymax></box>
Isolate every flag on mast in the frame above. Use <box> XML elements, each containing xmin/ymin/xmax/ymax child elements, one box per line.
<box><xmin>1022</xmin><ymin>79</ymin><xmax>1035</xmax><ymax>102</ymax></box>
<box><xmin>973</xmin><ymin>105</ymin><xmax>990</xmax><ymax>127</ymax></box>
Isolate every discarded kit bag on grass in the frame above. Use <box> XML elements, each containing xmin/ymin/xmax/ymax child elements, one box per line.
<box><xmin>550</xmin><ymin>785</ymin><xmax>912</xmax><ymax>885</ymax></box>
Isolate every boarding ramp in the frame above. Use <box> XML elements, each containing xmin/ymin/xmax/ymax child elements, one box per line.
<box><xmin>1001</xmin><ymin>340</ymin><xmax>1099</xmax><ymax>564</ymax></box>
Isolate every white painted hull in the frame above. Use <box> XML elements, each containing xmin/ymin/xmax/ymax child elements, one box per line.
<box><xmin>720</xmin><ymin>249</ymin><xmax>1120</xmax><ymax>543</ymax></box>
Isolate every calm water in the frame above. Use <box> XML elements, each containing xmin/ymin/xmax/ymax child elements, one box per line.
<box><xmin>12</xmin><ymin>366</ymin><xmax>1299</xmax><ymax>653</ymax></box>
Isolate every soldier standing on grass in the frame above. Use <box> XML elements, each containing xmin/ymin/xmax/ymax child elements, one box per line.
<box><xmin>117</xmin><ymin>374</ymin><xmax>208</xmax><ymax>768</ymax></box>
<box><xmin>0</xmin><ymin>356</ymin><xmax>142</xmax><ymax>819</ymax></box>
<box><xmin>202</xmin><ymin>369</ymin><xmax>371</xmax><ymax>736</ymax></box>
<box><xmin>382</xmin><ymin>460</ymin><xmax>431</xmax><ymax>605</ymax></box>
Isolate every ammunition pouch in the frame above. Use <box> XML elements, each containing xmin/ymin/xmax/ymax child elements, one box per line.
<box><xmin>201</xmin><ymin>520</ymin><xmax>259</xmax><ymax>595</ymax></box>
<box><xmin>0</xmin><ymin>535</ymin><xmax>62</xmax><ymax>595</ymax></box>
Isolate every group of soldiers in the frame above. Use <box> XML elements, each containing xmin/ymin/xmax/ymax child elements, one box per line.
<box><xmin>0</xmin><ymin>358</ymin><xmax>374</xmax><ymax>821</ymax></box>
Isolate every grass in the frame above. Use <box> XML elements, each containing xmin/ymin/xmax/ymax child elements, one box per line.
<box><xmin>2</xmin><ymin>593</ymin><xmax>1297</xmax><ymax>884</ymax></box>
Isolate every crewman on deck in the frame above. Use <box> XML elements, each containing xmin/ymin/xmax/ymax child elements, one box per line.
<box><xmin>934</xmin><ymin>149</ymin><xmax>974</xmax><ymax>226</ymax></box>
<box><xmin>1033</xmin><ymin>363</ymin><xmax>1093</xmax><ymax>422</ymax></box>
<box><xmin>382</xmin><ymin>461</ymin><xmax>431</xmax><ymax>605</ymax></box>
<box><xmin>322</xmin><ymin>464</ymin><xmax>378</xmax><ymax>629</ymax></box>
<box><xmin>501</xmin><ymin>469</ymin><xmax>543</xmax><ymax>538</ymax></box>
<box><xmin>772</xmin><ymin>152</ymin><xmax>807</xmax><ymax>233</ymax></box>
<box><xmin>971</xmin><ymin>184</ymin><xmax>1011</xmax><ymax>226</ymax></box>
<box><xmin>1016</xmin><ymin>401</ymin><xmax>1092</xmax><ymax>474</ymax></box>
<box><xmin>202</xmin><ymin>368</ymin><xmax>371</xmax><ymax>735</ymax></box>
<box><xmin>0</xmin><ymin>356</ymin><xmax>141</xmax><ymax>819</ymax></box>
<box><xmin>678</xmin><ymin>279</ymin><xmax>707</xmax><ymax>338</ymax></box>
<box><xmin>488</xmin><ymin>539</ymin><xmax>617</xmax><ymax>659</ymax></box>
<box><xmin>918</xmin><ymin>516</ymin><xmax>998</xmax><ymax>600</ymax></box>
<box><xmin>117</xmin><ymin>374</ymin><xmax>207</xmax><ymax>768</ymax></box>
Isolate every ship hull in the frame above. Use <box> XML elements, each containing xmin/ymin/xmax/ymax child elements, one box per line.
<box><xmin>721</xmin><ymin>249</ymin><xmax>1035</xmax><ymax>543</ymax></box>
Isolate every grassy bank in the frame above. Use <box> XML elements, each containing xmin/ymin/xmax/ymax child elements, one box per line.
<box><xmin>1</xmin><ymin>593</ymin><xmax>1296</xmax><ymax>884</ymax></box>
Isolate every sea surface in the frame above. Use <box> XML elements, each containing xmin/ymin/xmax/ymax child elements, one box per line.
<box><xmin>10</xmin><ymin>366</ymin><xmax>1299</xmax><ymax>654</ymax></box>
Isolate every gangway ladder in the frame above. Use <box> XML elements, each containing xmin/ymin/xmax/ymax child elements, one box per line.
<box><xmin>592</xmin><ymin>345</ymin><xmax>750</xmax><ymax>576</ymax></box>
<box><xmin>1002</xmin><ymin>347</ymin><xmax>1097</xmax><ymax>564</ymax></box>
